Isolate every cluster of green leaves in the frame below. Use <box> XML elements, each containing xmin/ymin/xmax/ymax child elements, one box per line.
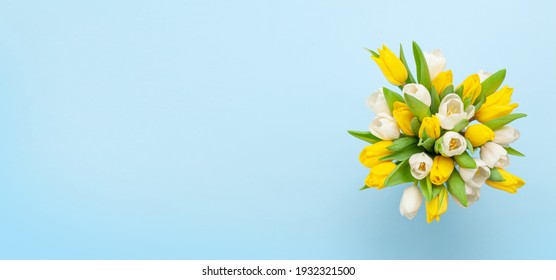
<box><xmin>349</xmin><ymin>41</ymin><xmax>526</xmax><ymax>207</ymax></box>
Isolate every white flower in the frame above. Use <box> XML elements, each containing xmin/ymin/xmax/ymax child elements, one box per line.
<box><xmin>439</xmin><ymin>131</ymin><xmax>467</xmax><ymax>157</ymax></box>
<box><xmin>366</xmin><ymin>88</ymin><xmax>391</xmax><ymax>116</ymax></box>
<box><xmin>480</xmin><ymin>142</ymin><xmax>510</xmax><ymax>168</ymax></box>
<box><xmin>459</xmin><ymin>158</ymin><xmax>491</xmax><ymax>189</ymax></box>
<box><xmin>369</xmin><ymin>113</ymin><xmax>400</xmax><ymax>140</ymax></box>
<box><xmin>403</xmin><ymin>83</ymin><xmax>431</xmax><ymax>107</ymax></box>
<box><xmin>493</xmin><ymin>126</ymin><xmax>520</xmax><ymax>146</ymax></box>
<box><xmin>424</xmin><ymin>49</ymin><xmax>446</xmax><ymax>79</ymax></box>
<box><xmin>436</xmin><ymin>93</ymin><xmax>474</xmax><ymax>130</ymax></box>
<box><xmin>453</xmin><ymin>183</ymin><xmax>481</xmax><ymax>208</ymax></box>
<box><xmin>399</xmin><ymin>184</ymin><xmax>423</xmax><ymax>220</ymax></box>
<box><xmin>477</xmin><ymin>69</ymin><xmax>492</xmax><ymax>82</ymax></box>
<box><xmin>409</xmin><ymin>152</ymin><xmax>433</xmax><ymax>180</ymax></box>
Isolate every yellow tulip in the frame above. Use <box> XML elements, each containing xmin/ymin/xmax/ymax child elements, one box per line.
<box><xmin>365</xmin><ymin>161</ymin><xmax>397</xmax><ymax>189</ymax></box>
<box><xmin>426</xmin><ymin>186</ymin><xmax>448</xmax><ymax>223</ymax></box>
<box><xmin>371</xmin><ymin>45</ymin><xmax>408</xmax><ymax>86</ymax></box>
<box><xmin>359</xmin><ymin>140</ymin><xmax>393</xmax><ymax>168</ymax></box>
<box><xmin>475</xmin><ymin>86</ymin><xmax>518</xmax><ymax>123</ymax></box>
<box><xmin>465</xmin><ymin>123</ymin><xmax>495</xmax><ymax>147</ymax></box>
<box><xmin>419</xmin><ymin>115</ymin><xmax>441</xmax><ymax>139</ymax></box>
<box><xmin>458</xmin><ymin>74</ymin><xmax>482</xmax><ymax>103</ymax></box>
<box><xmin>432</xmin><ymin>70</ymin><xmax>453</xmax><ymax>94</ymax></box>
<box><xmin>392</xmin><ymin>102</ymin><xmax>414</xmax><ymax>136</ymax></box>
<box><xmin>430</xmin><ymin>156</ymin><xmax>454</xmax><ymax>185</ymax></box>
<box><xmin>486</xmin><ymin>169</ymin><xmax>525</xmax><ymax>193</ymax></box>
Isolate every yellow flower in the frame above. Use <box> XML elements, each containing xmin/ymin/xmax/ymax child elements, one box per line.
<box><xmin>430</xmin><ymin>156</ymin><xmax>454</xmax><ymax>185</ymax></box>
<box><xmin>475</xmin><ymin>86</ymin><xmax>518</xmax><ymax>123</ymax></box>
<box><xmin>371</xmin><ymin>45</ymin><xmax>408</xmax><ymax>86</ymax></box>
<box><xmin>392</xmin><ymin>102</ymin><xmax>414</xmax><ymax>136</ymax></box>
<box><xmin>465</xmin><ymin>123</ymin><xmax>495</xmax><ymax>147</ymax></box>
<box><xmin>432</xmin><ymin>70</ymin><xmax>453</xmax><ymax>94</ymax></box>
<box><xmin>365</xmin><ymin>161</ymin><xmax>397</xmax><ymax>189</ymax></box>
<box><xmin>419</xmin><ymin>115</ymin><xmax>441</xmax><ymax>139</ymax></box>
<box><xmin>426</xmin><ymin>186</ymin><xmax>448</xmax><ymax>223</ymax></box>
<box><xmin>458</xmin><ymin>74</ymin><xmax>482</xmax><ymax>103</ymax></box>
<box><xmin>359</xmin><ymin>140</ymin><xmax>393</xmax><ymax>168</ymax></box>
<box><xmin>486</xmin><ymin>169</ymin><xmax>525</xmax><ymax>193</ymax></box>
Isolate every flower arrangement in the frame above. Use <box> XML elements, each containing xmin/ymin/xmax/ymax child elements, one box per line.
<box><xmin>349</xmin><ymin>42</ymin><xmax>526</xmax><ymax>223</ymax></box>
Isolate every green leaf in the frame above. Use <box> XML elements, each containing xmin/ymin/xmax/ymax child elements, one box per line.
<box><xmin>360</xmin><ymin>185</ymin><xmax>370</xmax><ymax>191</ymax></box>
<box><xmin>380</xmin><ymin>145</ymin><xmax>424</xmax><ymax>161</ymax></box>
<box><xmin>417</xmin><ymin>130</ymin><xmax>435</xmax><ymax>152</ymax></box>
<box><xmin>412</xmin><ymin>41</ymin><xmax>431</xmax><ymax>89</ymax></box>
<box><xmin>382</xmin><ymin>87</ymin><xmax>405</xmax><ymax>112</ymax></box>
<box><xmin>419</xmin><ymin>178</ymin><xmax>433</xmax><ymax>201</ymax></box>
<box><xmin>454</xmin><ymin>151</ymin><xmax>477</xmax><ymax>169</ymax></box>
<box><xmin>474</xmin><ymin>89</ymin><xmax>486</xmax><ymax>110</ymax></box>
<box><xmin>489</xmin><ymin>168</ymin><xmax>505</xmax><ymax>182</ymax></box>
<box><xmin>383</xmin><ymin>160</ymin><xmax>414</xmax><ymax>187</ymax></box>
<box><xmin>466</xmin><ymin>138</ymin><xmax>475</xmax><ymax>154</ymax></box>
<box><xmin>440</xmin><ymin>85</ymin><xmax>454</xmax><ymax>101</ymax></box>
<box><xmin>410</xmin><ymin>117</ymin><xmax>421</xmax><ymax>136</ymax></box>
<box><xmin>388</xmin><ymin>137</ymin><xmax>419</xmax><ymax>152</ymax></box>
<box><xmin>463</xmin><ymin>97</ymin><xmax>472</xmax><ymax>110</ymax></box>
<box><xmin>430</xmin><ymin>86</ymin><xmax>440</xmax><ymax>114</ymax></box>
<box><xmin>399</xmin><ymin>44</ymin><xmax>416</xmax><ymax>84</ymax></box>
<box><xmin>455</xmin><ymin>84</ymin><xmax>464</xmax><ymax>98</ymax></box>
<box><xmin>431</xmin><ymin>184</ymin><xmax>444</xmax><ymax>198</ymax></box>
<box><xmin>483</xmin><ymin>113</ymin><xmax>527</xmax><ymax>130</ymax></box>
<box><xmin>347</xmin><ymin>130</ymin><xmax>381</xmax><ymax>144</ymax></box>
<box><xmin>447</xmin><ymin>170</ymin><xmax>467</xmax><ymax>207</ymax></box>
<box><xmin>404</xmin><ymin>93</ymin><xmax>432</xmax><ymax>121</ymax></box>
<box><xmin>481</xmin><ymin>69</ymin><xmax>506</xmax><ymax>97</ymax></box>
<box><xmin>504</xmin><ymin>146</ymin><xmax>525</xmax><ymax>157</ymax></box>
<box><xmin>365</xmin><ymin>48</ymin><xmax>379</xmax><ymax>58</ymax></box>
<box><xmin>451</xmin><ymin>119</ymin><xmax>469</xmax><ymax>132</ymax></box>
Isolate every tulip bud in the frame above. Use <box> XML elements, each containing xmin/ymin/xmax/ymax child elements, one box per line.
<box><xmin>366</xmin><ymin>88</ymin><xmax>391</xmax><ymax>116</ymax></box>
<box><xmin>419</xmin><ymin>115</ymin><xmax>441</xmax><ymax>139</ymax></box>
<box><xmin>480</xmin><ymin>142</ymin><xmax>510</xmax><ymax>169</ymax></box>
<box><xmin>465</xmin><ymin>124</ymin><xmax>495</xmax><ymax>147</ymax></box>
<box><xmin>458</xmin><ymin>74</ymin><xmax>482</xmax><ymax>103</ymax></box>
<box><xmin>392</xmin><ymin>102</ymin><xmax>415</xmax><ymax>136</ymax></box>
<box><xmin>365</xmin><ymin>161</ymin><xmax>397</xmax><ymax>189</ymax></box>
<box><xmin>486</xmin><ymin>168</ymin><xmax>525</xmax><ymax>193</ymax></box>
<box><xmin>475</xmin><ymin>86</ymin><xmax>518</xmax><ymax>123</ymax></box>
<box><xmin>409</xmin><ymin>152</ymin><xmax>433</xmax><ymax>180</ymax></box>
<box><xmin>399</xmin><ymin>184</ymin><xmax>423</xmax><ymax>220</ymax></box>
<box><xmin>459</xmin><ymin>158</ymin><xmax>491</xmax><ymax>189</ymax></box>
<box><xmin>426</xmin><ymin>186</ymin><xmax>448</xmax><ymax>223</ymax></box>
<box><xmin>359</xmin><ymin>141</ymin><xmax>393</xmax><ymax>168</ymax></box>
<box><xmin>437</xmin><ymin>131</ymin><xmax>467</xmax><ymax>157</ymax></box>
<box><xmin>477</xmin><ymin>69</ymin><xmax>491</xmax><ymax>82</ymax></box>
<box><xmin>424</xmin><ymin>49</ymin><xmax>446</xmax><ymax>80</ymax></box>
<box><xmin>430</xmin><ymin>156</ymin><xmax>454</xmax><ymax>185</ymax></box>
<box><xmin>371</xmin><ymin>45</ymin><xmax>408</xmax><ymax>86</ymax></box>
<box><xmin>453</xmin><ymin>183</ymin><xmax>481</xmax><ymax>208</ymax></box>
<box><xmin>493</xmin><ymin>126</ymin><xmax>520</xmax><ymax>146</ymax></box>
<box><xmin>403</xmin><ymin>83</ymin><xmax>431</xmax><ymax>107</ymax></box>
<box><xmin>369</xmin><ymin>113</ymin><xmax>400</xmax><ymax>140</ymax></box>
<box><xmin>436</xmin><ymin>94</ymin><xmax>471</xmax><ymax>130</ymax></box>
<box><xmin>431</xmin><ymin>70</ymin><xmax>453</xmax><ymax>94</ymax></box>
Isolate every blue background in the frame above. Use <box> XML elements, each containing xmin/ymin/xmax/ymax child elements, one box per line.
<box><xmin>1</xmin><ymin>0</ymin><xmax>555</xmax><ymax>259</ymax></box>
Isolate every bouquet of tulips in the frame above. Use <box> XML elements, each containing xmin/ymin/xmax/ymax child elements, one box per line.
<box><xmin>349</xmin><ymin>42</ymin><xmax>526</xmax><ymax>223</ymax></box>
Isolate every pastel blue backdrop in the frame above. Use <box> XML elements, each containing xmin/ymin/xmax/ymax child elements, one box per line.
<box><xmin>1</xmin><ymin>0</ymin><xmax>554</xmax><ymax>259</ymax></box>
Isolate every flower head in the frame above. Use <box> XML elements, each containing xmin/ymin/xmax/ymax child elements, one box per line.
<box><xmin>359</xmin><ymin>141</ymin><xmax>393</xmax><ymax>168</ymax></box>
<box><xmin>475</xmin><ymin>86</ymin><xmax>518</xmax><ymax>123</ymax></box>
<box><xmin>365</xmin><ymin>161</ymin><xmax>397</xmax><ymax>189</ymax></box>
<box><xmin>486</xmin><ymin>169</ymin><xmax>525</xmax><ymax>193</ymax></box>
<box><xmin>371</xmin><ymin>45</ymin><xmax>408</xmax><ymax>86</ymax></box>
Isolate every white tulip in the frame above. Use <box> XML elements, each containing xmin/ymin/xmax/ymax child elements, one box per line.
<box><xmin>409</xmin><ymin>152</ymin><xmax>433</xmax><ymax>180</ymax></box>
<box><xmin>493</xmin><ymin>126</ymin><xmax>520</xmax><ymax>146</ymax></box>
<box><xmin>369</xmin><ymin>113</ymin><xmax>400</xmax><ymax>140</ymax></box>
<box><xmin>403</xmin><ymin>83</ymin><xmax>431</xmax><ymax>107</ymax></box>
<box><xmin>366</xmin><ymin>88</ymin><xmax>391</xmax><ymax>116</ymax></box>
<box><xmin>424</xmin><ymin>49</ymin><xmax>446</xmax><ymax>79</ymax></box>
<box><xmin>439</xmin><ymin>131</ymin><xmax>467</xmax><ymax>157</ymax></box>
<box><xmin>480</xmin><ymin>142</ymin><xmax>510</xmax><ymax>168</ymax></box>
<box><xmin>436</xmin><ymin>93</ymin><xmax>473</xmax><ymax>130</ymax></box>
<box><xmin>399</xmin><ymin>184</ymin><xmax>423</xmax><ymax>220</ymax></box>
<box><xmin>453</xmin><ymin>183</ymin><xmax>481</xmax><ymax>208</ymax></box>
<box><xmin>477</xmin><ymin>69</ymin><xmax>492</xmax><ymax>82</ymax></box>
<box><xmin>459</xmin><ymin>158</ymin><xmax>491</xmax><ymax>189</ymax></box>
